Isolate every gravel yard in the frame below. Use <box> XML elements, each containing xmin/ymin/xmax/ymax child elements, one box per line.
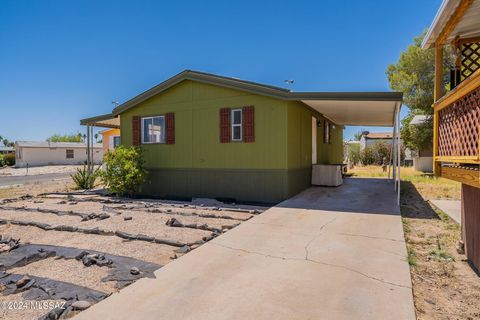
<box><xmin>0</xmin><ymin>191</ymin><xmax>266</xmax><ymax>319</ymax></box>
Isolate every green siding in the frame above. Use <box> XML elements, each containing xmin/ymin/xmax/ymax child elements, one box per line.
<box><xmin>285</xmin><ymin>101</ymin><xmax>344</xmax><ymax>196</ymax></box>
<box><xmin>118</xmin><ymin>80</ymin><xmax>343</xmax><ymax>203</ymax></box>
<box><xmin>286</xmin><ymin>100</ymin><xmax>344</xmax><ymax>168</ymax></box>
<box><xmin>143</xmin><ymin>168</ymin><xmax>291</xmax><ymax>204</ymax></box>
<box><xmin>121</xmin><ymin>80</ymin><xmax>288</xmax><ymax>170</ymax></box>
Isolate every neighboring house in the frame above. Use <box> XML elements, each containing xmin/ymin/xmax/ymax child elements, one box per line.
<box><xmin>409</xmin><ymin>115</ymin><xmax>433</xmax><ymax>172</ymax></box>
<box><xmin>81</xmin><ymin>70</ymin><xmax>403</xmax><ymax>203</ymax></box>
<box><xmin>423</xmin><ymin>0</ymin><xmax>480</xmax><ymax>270</ymax></box>
<box><xmin>100</xmin><ymin>128</ymin><xmax>121</xmax><ymax>153</ymax></box>
<box><xmin>359</xmin><ymin>132</ymin><xmax>394</xmax><ymax>150</ymax></box>
<box><xmin>15</xmin><ymin>141</ymin><xmax>103</xmax><ymax>168</ymax></box>
<box><xmin>0</xmin><ymin>146</ymin><xmax>14</xmax><ymax>155</ymax></box>
<box><xmin>359</xmin><ymin>132</ymin><xmax>412</xmax><ymax>166</ymax></box>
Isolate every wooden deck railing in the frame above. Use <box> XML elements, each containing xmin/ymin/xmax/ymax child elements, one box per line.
<box><xmin>433</xmin><ymin>69</ymin><xmax>480</xmax><ymax>167</ymax></box>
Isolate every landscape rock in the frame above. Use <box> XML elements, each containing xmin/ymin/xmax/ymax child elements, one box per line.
<box><xmin>174</xmin><ymin>245</ymin><xmax>190</xmax><ymax>254</ymax></box>
<box><xmin>71</xmin><ymin>300</ymin><xmax>92</xmax><ymax>310</ymax></box>
<box><xmin>15</xmin><ymin>275</ymin><xmax>32</xmax><ymax>288</ymax></box>
<box><xmin>0</xmin><ymin>244</ymin><xmax>11</xmax><ymax>252</ymax></box>
<box><xmin>137</xmin><ymin>234</ymin><xmax>154</xmax><ymax>242</ymax></box>
<box><xmin>166</xmin><ymin>218</ymin><xmax>183</xmax><ymax>227</ymax></box>
<box><xmin>130</xmin><ymin>267</ymin><xmax>140</xmax><ymax>275</ymax></box>
<box><xmin>124</xmin><ymin>216</ymin><xmax>133</xmax><ymax>221</ymax></box>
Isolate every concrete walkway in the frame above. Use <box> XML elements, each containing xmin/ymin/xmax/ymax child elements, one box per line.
<box><xmin>430</xmin><ymin>199</ymin><xmax>461</xmax><ymax>224</ymax></box>
<box><xmin>75</xmin><ymin>178</ymin><xmax>415</xmax><ymax>320</ymax></box>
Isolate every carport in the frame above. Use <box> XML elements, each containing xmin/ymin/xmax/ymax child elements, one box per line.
<box><xmin>289</xmin><ymin>92</ymin><xmax>403</xmax><ymax>204</ymax></box>
<box><xmin>80</xmin><ymin>92</ymin><xmax>404</xmax><ymax>204</ymax></box>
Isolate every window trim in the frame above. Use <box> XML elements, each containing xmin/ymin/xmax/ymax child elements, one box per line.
<box><xmin>141</xmin><ymin>115</ymin><xmax>166</xmax><ymax>144</ymax></box>
<box><xmin>231</xmin><ymin>108</ymin><xmax>243</xmax><ymax>142</ymax></box>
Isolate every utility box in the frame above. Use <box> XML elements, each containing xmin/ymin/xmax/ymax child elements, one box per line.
<box><xmin>312</xmin><ymin>164</ymin><xmax>343</xmax><ymax>187</ymax></box>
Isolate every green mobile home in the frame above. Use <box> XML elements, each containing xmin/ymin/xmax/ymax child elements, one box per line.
<box><xmin>81</xmin><ymin>70</ymin><xmax>402</xmax><ymax>203</ymax></box>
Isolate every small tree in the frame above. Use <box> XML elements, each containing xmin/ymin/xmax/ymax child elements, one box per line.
<box><xmin>386</xmin><ymin>31</ymin><xmax>453</xmax><ymax>153</ymax></box>
<box><xmin>347</xmin><ymin>143</ymin><xmax>361</xmax><ymax>165</ymax></box>
<box><xmin>353</xmin><ymin>131</ymin><xmax>363</xmax><ymax>141</ymax></box>
<box><xmin>372</xmin><ymin>141</ymin><xmax>391</xmax><ymax>165</ymax></box>
<box><xmin>100</xmin><ymin>146</ymin><xmax>147</xmax><ymax>197</ymax></box>
<box><xmin>3</xmin><ymin>153</ymin><xmax>15</xmax><ymax>166</ymax></box>
<box><xmin>360</xmin><ymin>146</ymin><xmax>376</xmax><ymax>165</ymax></box>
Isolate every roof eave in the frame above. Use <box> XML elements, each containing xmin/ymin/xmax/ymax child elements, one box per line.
<box><xmin>112</xmin><ymin>70</ymin><xmax>291</xmax><ymax>115</ymax></box>
<box><xmin>288</xmin><ymin>91</ymin><xmax>403</xmax><ymax>101</ymax></box>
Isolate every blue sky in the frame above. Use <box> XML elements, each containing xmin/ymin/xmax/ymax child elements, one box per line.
<box><xmin>0</xmin><ymin>0</ymin><xmax>441</xmax><ymax>141</ymax></box>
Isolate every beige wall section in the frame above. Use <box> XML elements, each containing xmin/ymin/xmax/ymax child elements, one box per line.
<box><xmin>15</xmin><ymin>147</ymin><xmax>103</xmax><ymax>168</ymax></box>
<box><xmin>101</xmin><ymin>128</ymin><xmax>121</xmax><ymax>153</ymax></box>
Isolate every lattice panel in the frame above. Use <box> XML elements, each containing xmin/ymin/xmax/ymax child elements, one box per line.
<box><xmin>461</xmin><ymin>42</ymin><xmax>480</xmax><ymax>80</ymax></box>
<box><xmin>438</xmin><ymin>86</ymin><xmax>480</xmax><ymax>158</ymax></box>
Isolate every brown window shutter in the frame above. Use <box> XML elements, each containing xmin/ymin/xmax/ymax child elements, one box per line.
<box><xmin>132</xmin><ymin>116</ymin><xmax>141</xmax><ymax>146</ymax></box>
<box><xmin>219</xmin><ymin>108</ymin><xmax>231</xmax><ymax>143</ymax></box>
<box><xmin>242</xmin><ymin>106</ymin><xmax>255</xmax><ymax>142</ymax></box>
<box><xmin>166</xmin><ymin>112</ymin><xmax>175</xmax><ymax>144</ymax></box>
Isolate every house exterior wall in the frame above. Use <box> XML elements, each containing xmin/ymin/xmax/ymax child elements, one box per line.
<box><xmin>286</xmin><ymin>100</ymin><xmax>343</xmax><ymax>196</ymax></box>
<box><xmin>119</xmin><ymin>80</ymin><xmax>343</xmax><ymax>203</ymax></box>
<box><xmin>101</xmin><ymin>128</ymin><xmax>121</xmax><ymax>153</ymax></box>
<box><xmin>15</xmin><ymin>147</ymin><xmax>103</xmax><ymax>168</ymax></box>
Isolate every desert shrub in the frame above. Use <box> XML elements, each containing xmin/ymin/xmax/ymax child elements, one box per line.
<box><xmin>71</xmin><ymin>165</ymin><xmax>100</xmax><ymax>190</ymax></box>
<box><xmin>347</xmin><ymin>143</ymin><xmax>361</xmax><ymax>165</ymax></box>
<box><xmin>360</xmin><ymin>146</ymin><xmax>376</xmax><ymax>165</ymax></box>
<box><xmin>100</xmin><ymin>146</ymin><xmax>147</xmax><ymax>197</ymax></box>
<box><xmin>3</xmin><ymin>153</ymin><xmax>15</xmax><ymax>166</ymax></box>
<box><xmin>372</xmin><ymin>141</ymin><xmax>391</xmax><ymax>165</ymax></box>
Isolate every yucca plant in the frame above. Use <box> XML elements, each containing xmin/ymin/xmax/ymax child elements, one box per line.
<box><xmin>71</xmin><ymin>165</ymin><xmax>100</xmax><ymax>190</ymax></box>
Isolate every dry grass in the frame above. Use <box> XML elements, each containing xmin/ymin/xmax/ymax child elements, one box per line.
<box><xmin>350</xmin><ymin>166</ymin><xmax>461</xmax><ymax>200</ymax></box>
<box><xmin>349</xmin><ymin>165</ymin><xmax>480</xmax><ymax>320</ymax></box>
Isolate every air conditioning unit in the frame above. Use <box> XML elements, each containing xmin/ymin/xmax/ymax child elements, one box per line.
<box><xmin>312</xmin><ymin>164</ymin><xmax>343</xmax><ymax>187</ymax></box>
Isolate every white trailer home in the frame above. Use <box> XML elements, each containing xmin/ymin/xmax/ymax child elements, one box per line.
<box><xmin>15</xmin><ymin>141</ymin><xmax>103</xmax><ymax>168</ymax></box>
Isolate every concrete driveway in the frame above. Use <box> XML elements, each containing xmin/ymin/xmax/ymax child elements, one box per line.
<box><xmin>75</xmin><ymin>178</ymin><xmax>415</xmax><ymax>320</ymax></box>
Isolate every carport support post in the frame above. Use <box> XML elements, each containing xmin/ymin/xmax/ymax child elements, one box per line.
<box><xmin>388</xmin><ymin>125</ymin><xmax>395</xmax><ymax>179</ymax></box>
<box><xmin>86</xmin><ymin>125</ymin><xmax>91</xmax><ymax>174</ymax></box>
<box><xmin>392</xmin><ymin>111</ymin><xmax>397</xmax><ymax>184</ymax></box>
<box><xmin>90</xmin><ymin>125</ymin><xmax>94</xmax><ymax>173</ymax></box>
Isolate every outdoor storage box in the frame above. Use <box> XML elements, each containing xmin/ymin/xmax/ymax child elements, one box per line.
<box><xmin>311</xmin><ymin>164</ymin><xmax>343</xmax><ymax>187</ymax></box>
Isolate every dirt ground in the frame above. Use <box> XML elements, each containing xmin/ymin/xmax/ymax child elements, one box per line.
<box><xmin>351</xmin><ymin>165</ymin><xmax>480</xmax><ymax>320</ymax></box>
<box><xmin>0</xmin><ymin>180</ymin><xmax>265</xmax><ymax>319</ymax></box>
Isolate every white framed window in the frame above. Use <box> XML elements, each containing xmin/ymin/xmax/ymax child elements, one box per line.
<box><xmin>231</xmin><ymin>109</ymin><xmax>242</xmax><ymax>141</ymax></box>
<box><xmin>141</xmin><ymin>116</ymin><xmax>165</xmax><ymax>144</ymax></box>
<box><xmin>66</xmin><ymin>149</ymin><xmax>74</xmax><ymax>159</ymax></box>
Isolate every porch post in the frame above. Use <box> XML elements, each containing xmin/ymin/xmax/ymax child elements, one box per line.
<box><xmin>388</xmin><ymin>124</ymin><xmax>395</xmax><ymax>179</ymax></box>
<box><xmin>434</xmin><ymin>43</ymin><xmax>444</xmax><ymax>102</ymax></box>
<box><xmin>90</xmin><ymin>125</ymin><xmax>94</xmax><ymax>172</ymax></box>
<box><xmin>392</xmin><ymin>109</ymin><xmax>397</xmax><ymax>185</ymax></box>
<box><xmin>397</xmin><ymin>106</ymin><xmax>402</xmax><ymax>205</ymax></box>
<box><xmin>86</xmin><ymin>125</ymin><xmax>91</xmax><ymax>172</ymax></box>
